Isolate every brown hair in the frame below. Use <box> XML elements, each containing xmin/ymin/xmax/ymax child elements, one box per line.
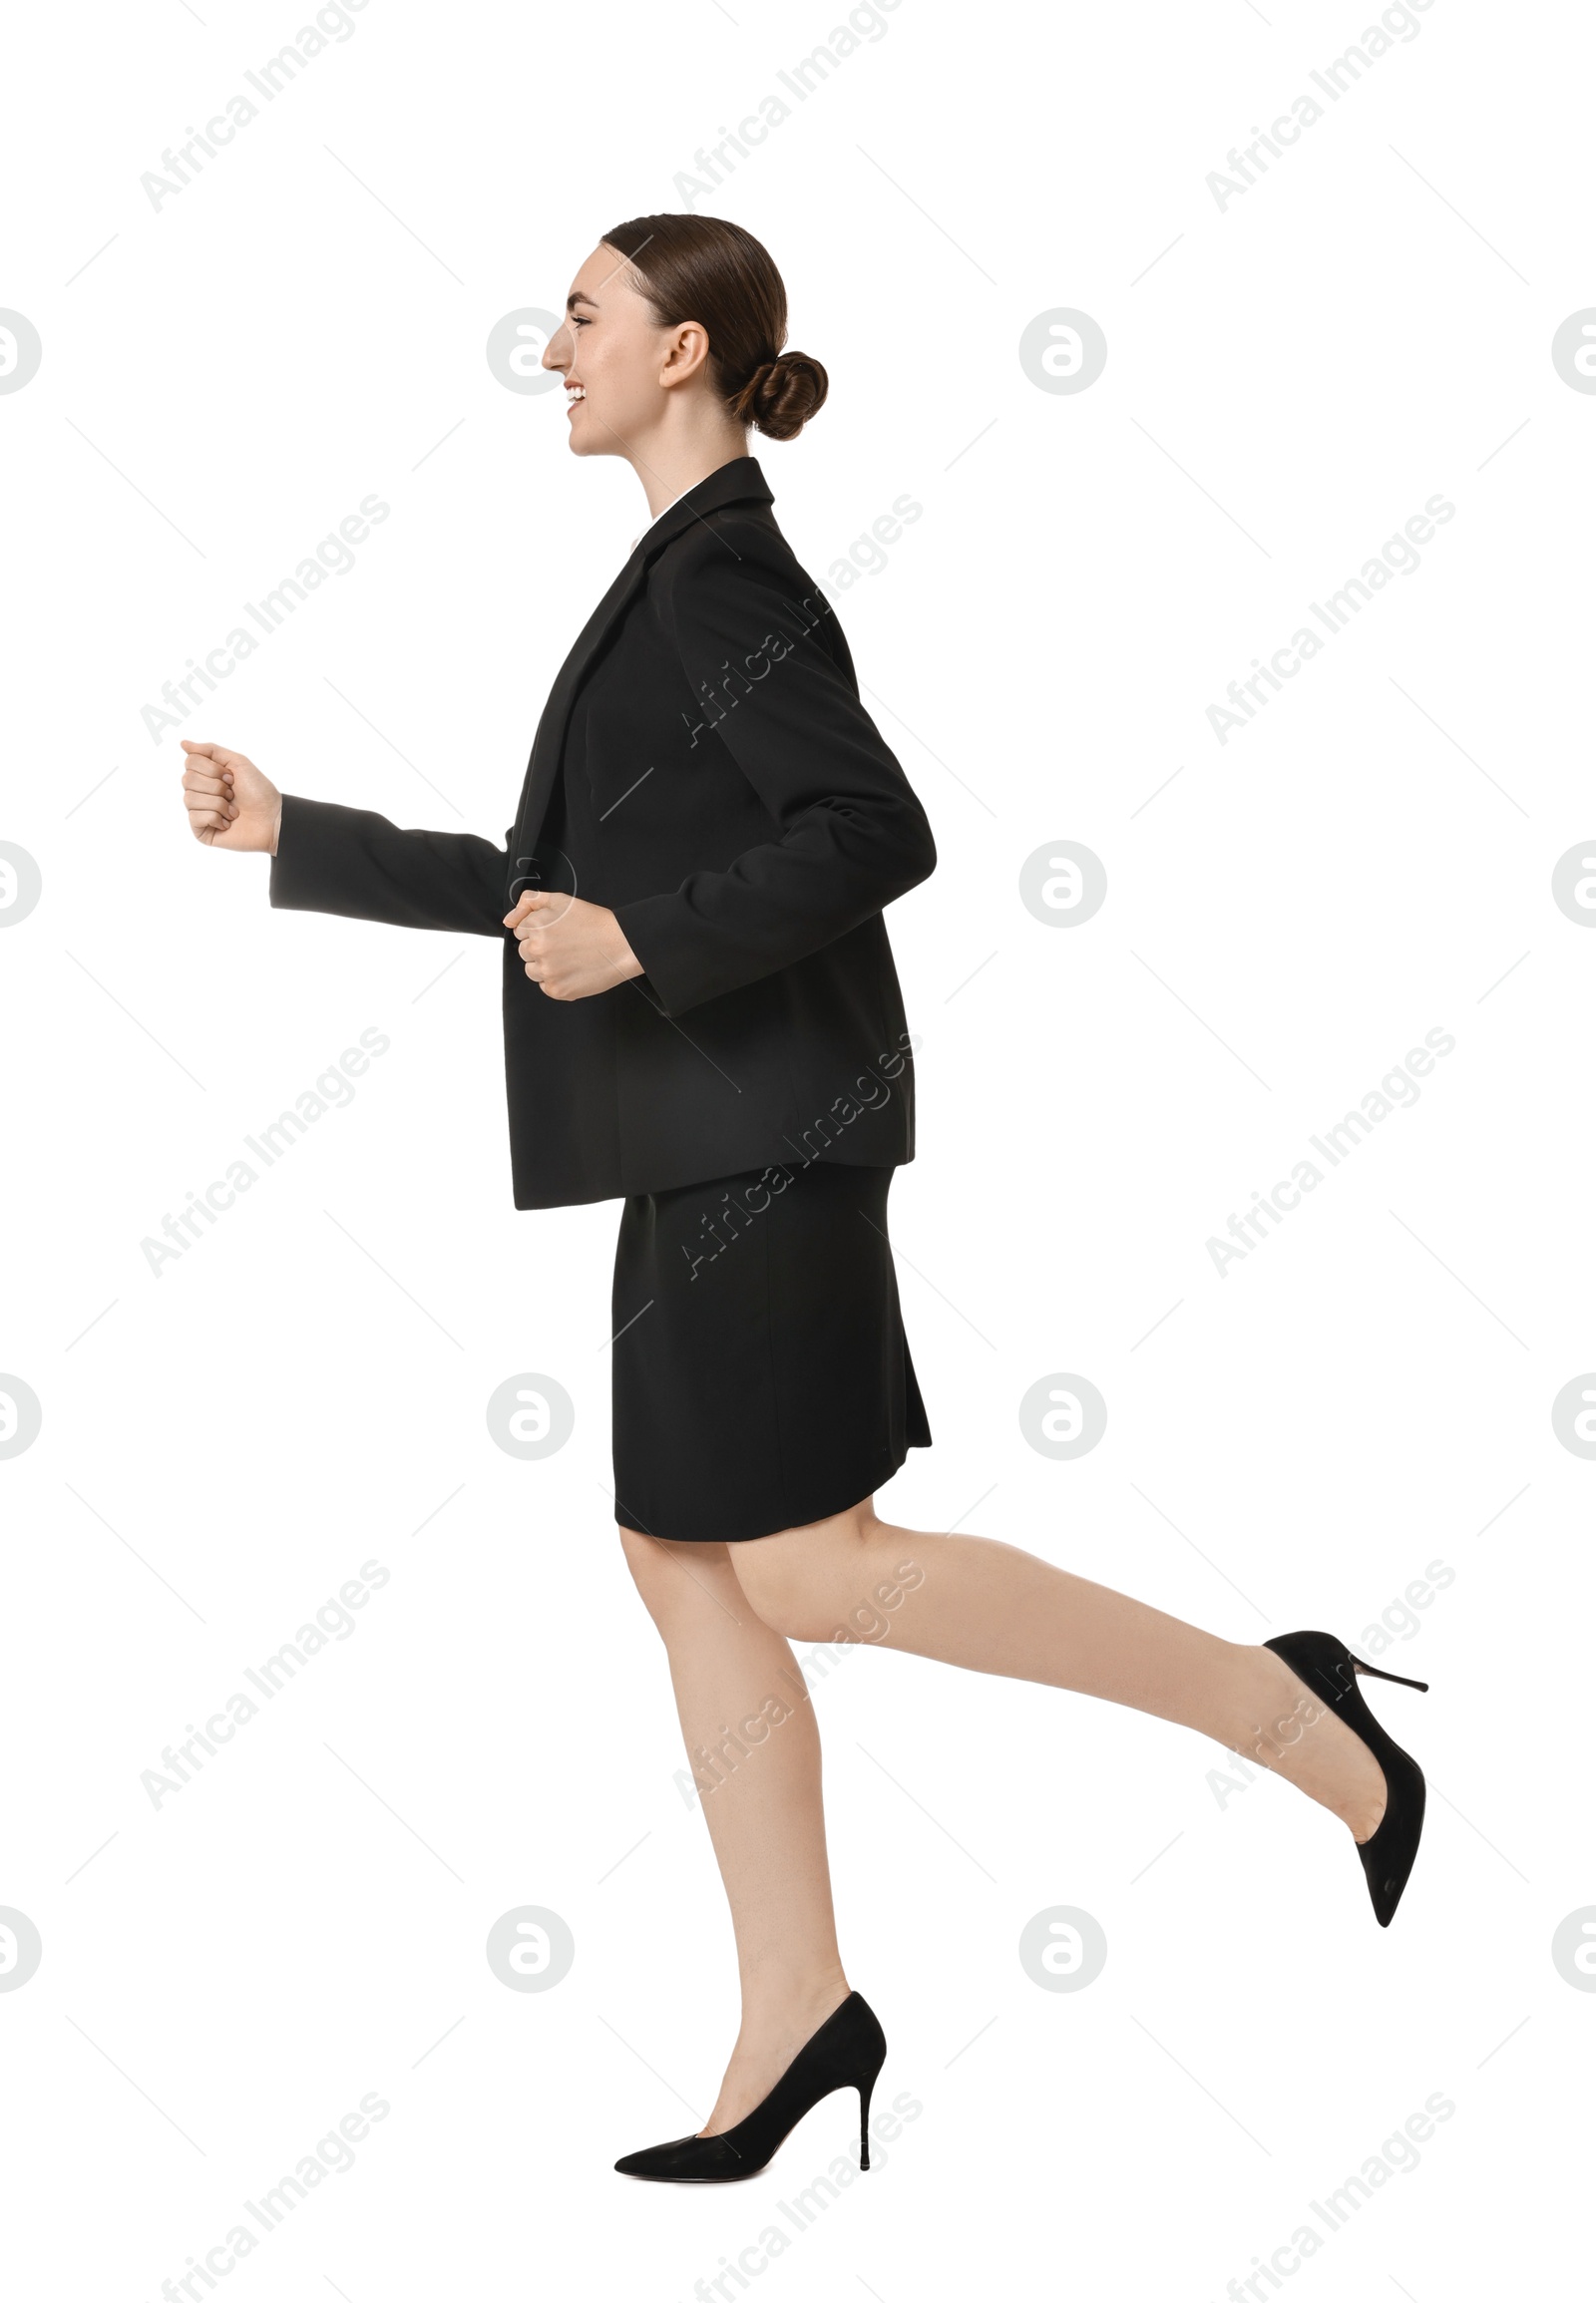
<box><xmin>600</xmin><ymin>212</ymin><xmax>828</xmax><ymax>441</ymax></box>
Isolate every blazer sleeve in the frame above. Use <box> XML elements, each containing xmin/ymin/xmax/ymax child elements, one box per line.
<box><xmin>609</xmin><ymin>525</ymin><xmax>937</xmax><ymax>1016</ymax></box>
<box><xmin>268</xmin><ymin>793</ymin><xmax>508</xmax><ymax>937</ymax></box>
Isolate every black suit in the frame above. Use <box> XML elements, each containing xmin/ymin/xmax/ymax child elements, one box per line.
<box><xmin>270</xmin><ymin>457</ymin><xmax>937</xmax><ymax>1209</ymax></box>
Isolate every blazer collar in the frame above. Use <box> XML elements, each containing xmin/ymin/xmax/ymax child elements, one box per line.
<box><xmin>633</xmin><ymin>453</ymin><xmax>773</xmax><ymax>560</ymax></box>
<box><xmin>508</xmin><ymin>457</ymin><xmax>774</xmax><ymax>899</ymax></box>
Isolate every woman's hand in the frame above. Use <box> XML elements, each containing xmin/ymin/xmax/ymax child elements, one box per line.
<box><xmin>180</xmin><ymin>741</ymin><xmax>282</xmax><ymax>853</ymax></box>
<box><xmin>504</xmin><ymin>890</ymin><xmax>643</xmax><ymax>1000</ymax></box>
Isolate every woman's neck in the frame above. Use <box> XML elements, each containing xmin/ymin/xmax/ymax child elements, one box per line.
<box><xmin>630</xmin><ymin>421</ymin><xmax>752</xmax><ymax>520</ymax></box>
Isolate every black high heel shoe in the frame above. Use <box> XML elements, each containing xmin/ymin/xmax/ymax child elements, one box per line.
<box><xmin>613</xmin><ymin>1991</ymin><xmax>887</xmax><ymax>2183</ymax></box>
<box><xmin>1263</xmin><ymin>1629</ymin><xmax>1429</xmax><ymax>1929</ymax></box>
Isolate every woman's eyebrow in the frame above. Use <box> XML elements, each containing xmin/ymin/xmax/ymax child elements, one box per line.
<box><xmin>567</xmin><ymin>289</ymin><xmax>600</xmax><ymax>311</ymax></box>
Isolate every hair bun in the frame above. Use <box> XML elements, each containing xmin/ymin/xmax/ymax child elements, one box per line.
<box><xmin>733</xmin><ymin>350</ymin><xmax>829</xmax><ymax>441</ymax></box>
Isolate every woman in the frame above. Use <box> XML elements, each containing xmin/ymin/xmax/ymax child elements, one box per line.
<box><xmin>180</xmin><ymin>212</ymin><xmax>1429</xmax><ymax>2185</ymax></box>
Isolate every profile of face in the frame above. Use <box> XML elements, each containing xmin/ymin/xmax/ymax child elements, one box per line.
<box><xmin>542</xmin><ymin>243</ymin><xmax>722</xmax><ymax>458</ymax></box>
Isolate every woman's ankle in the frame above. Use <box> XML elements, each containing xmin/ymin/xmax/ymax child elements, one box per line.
<box><xmin>1230</xmin><ymin>1646</ymin><xmax>1321</xmax><ymax>1768</ymax></box>
<box><xmin>736</xmin><ymin>1966</ymin><xmax>851</xmax><ymax>2046</ymax></box>
<box><xmin>1233</xmin><ymin>1646</ymin><xmax>1387</xmax><ymax>1837</ymax></box>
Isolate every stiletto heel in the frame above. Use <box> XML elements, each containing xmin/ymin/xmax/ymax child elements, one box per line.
<box><xmin>614</xmin><ymin>1991</ymin><xmax>888</xmax><ymax>2183</ymax></box>
<box><xmin>1351</xmin><ymin>1658</ymin><xmax>1429</xmax><ymax>1692</ymax></box>
<box><xmin>1264</xmin><ymin>1628</ymin><xmax>1430</xmax><ymax>1929</ymax></box>
<box><xmin>858</xmin><ymin>2069</ymin><xmax>878</xmax><ymax>2170</ymax></box>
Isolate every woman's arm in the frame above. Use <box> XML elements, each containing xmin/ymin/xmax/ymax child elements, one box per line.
<box><xmin>610</xmin><ymin>522</ymin><xmax>938</xmax><ymax>1018</ymax></box>
<box><xmin>270</xmin><ymin>795</ymin><xmax>508</xmax><ymax>937</ymax></box>
<box><xmin>180</xmin><ymin>741</ymin><xmax>507</xmax><ymax>938</ymax></box>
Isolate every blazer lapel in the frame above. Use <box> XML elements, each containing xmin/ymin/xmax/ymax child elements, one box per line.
<box><xmin>507</xmin><ymin>456</ymin><xmax>775</xmax><ymax>900</ymax></box>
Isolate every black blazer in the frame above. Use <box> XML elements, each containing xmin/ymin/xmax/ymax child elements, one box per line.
<box><xmin>269</xmin><ymin>457</ymin><xmax>937</xmax><ymax>1208</ymax></box>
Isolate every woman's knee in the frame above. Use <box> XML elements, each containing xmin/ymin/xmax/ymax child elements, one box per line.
<box><xmin>730</xmin><ymin>1511</ymin><xmax>875</xmax><ymax>1641</ymax></box>
<box><xmin>617</xmin><ymin>1524</ymin><xmax>732</xmax><ymax>1630</ymax></box>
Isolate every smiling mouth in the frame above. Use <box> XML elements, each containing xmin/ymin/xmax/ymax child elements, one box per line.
<box><xmin>566</xmin><ymin>385</ymin><xmax>586</xmax><ymax>413</ymax></box>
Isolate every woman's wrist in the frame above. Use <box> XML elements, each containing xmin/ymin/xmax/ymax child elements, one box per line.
<box><xmin>607</xmin><ymin>912</ymin><xmax>643</xmax><ymax>982</ymax></box>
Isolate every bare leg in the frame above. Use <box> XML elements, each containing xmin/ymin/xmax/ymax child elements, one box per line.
<box><xmin>617</xmin><ymin>1525</ymin><xmax>852</xmax><ymax>2132</ymax></box>
<box><xmin>729</xmin><ymin>1500</ymin><xmax>1389</xmax><ymax>1840</ymax></box>
<box><xmin>618</xmin><ymin>1501</ymin><xmax>1387</xmax><ymax>2135</ymax></box>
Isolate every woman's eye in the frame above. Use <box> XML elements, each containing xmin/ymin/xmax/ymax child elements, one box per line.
<box><xmin>571</xmin><ymin>314</ymin><xmax>591</xmax><ymax>327</ymax></box>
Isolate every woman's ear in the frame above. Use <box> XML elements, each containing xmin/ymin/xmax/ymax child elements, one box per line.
<box><xmin>660</xmin><ymin>321</ymin><xmax>712</xmax><ymax>389</ymax></box>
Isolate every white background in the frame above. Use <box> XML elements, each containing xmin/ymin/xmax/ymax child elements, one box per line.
<box><xmin>2</xmin><ymin>0</ymin><xmax>1589</xmax><ymax>2294</ymax></box>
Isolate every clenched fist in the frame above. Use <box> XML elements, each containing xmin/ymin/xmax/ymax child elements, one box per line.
<box><xmin>180</xmin><ymin>741</ymin><xmax>282</xmax><ymax>853</ymax></box>
<box><xmin>503</xmin><ymin>889</ymin><xmax>642</xmax><ymax>1001</ymax></box>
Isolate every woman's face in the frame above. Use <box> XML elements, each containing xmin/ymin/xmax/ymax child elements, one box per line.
<box><xmin>543</xmin><ymin>243</ymin><xmax>705</xmax><ymax>456</ymax></box>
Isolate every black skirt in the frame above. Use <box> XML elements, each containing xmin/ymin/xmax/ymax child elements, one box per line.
<box><xmin>610</xmin><ymin>1161</ymin><xmax>932</xmax><ymax>1543</ymax></box>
